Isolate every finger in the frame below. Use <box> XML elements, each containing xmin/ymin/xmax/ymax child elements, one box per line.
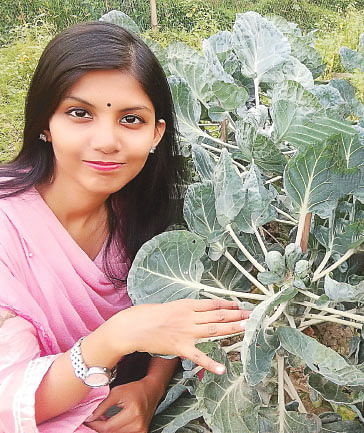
<box><xmin>192</xmin><ymin>298</ymin><xmax>240</xmax><ymax>312</ymax></box>
<box><xmin>88</xmin><ymin>406</ymin><xmax>140</xmax><ymax>433</ymax></box>
<box><xmin>185</xmin><ymin>347</ymin><xmax>227</xmax><ymax>375</ymax></box>
<box><xmin>197</xmin><ymin>319</ymin><xmax>247</xmax><ymax>339</ymax></box>
<box><xmin>85</xmin><ymin>392</ymin><xmax>120</xmax><ymax>422</ymax></box>
<box><xmin>195</xmin><ymin>308</ymin><xmax>250</xmax><ymax>324</ymax></box>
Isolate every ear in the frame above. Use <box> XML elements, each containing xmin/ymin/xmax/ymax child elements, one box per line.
<box><xmin>152</xmin><ymin>119</ymin><xmax>166</xmax><ymax>149</ymax></box>
<box><xmin>43</xmin><ymin>129</ymin><xmax>52</xmax><ymax>143</ymax></box>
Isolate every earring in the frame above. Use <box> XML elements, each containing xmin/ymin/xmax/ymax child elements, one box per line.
<box><xmin>39</xmin><ymin>133</ymin><xmax>47</xmax><ymax>142</ymax></box>
<box><xmin>149</xmin><ymin>146</ymin><xmax>156</xmax><ymax>154</ymax></box>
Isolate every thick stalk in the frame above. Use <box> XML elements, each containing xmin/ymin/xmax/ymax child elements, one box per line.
<box><xmin>277</xmin><ymin>354</ymin><xmax>285</xmax><ymax>433</ymax></box>
<box><xmin>295</xmin><ymin>210</ymin><xmax>307</xmax><ymax>249</ymax></box>
<box><xmin>224</xmin><ymin>250</ymin><xmax>271</xmax><ymax>296</ymax></box>
<box><xmin>284</xmin><ymin>371</ymin><xmax>307</xmax><ymax>413</ymax></box>
<box><xmin>200</xmin><ymin>143</ymin><xmax>247</xmax><ymax>171</ymax></box>
<box><xmin>265</xmin><ymin>302</ymin><xmax>287</xmax><ymax>328</ymax></box>
<box><xmin>313</xmin><ymin>250</ymin><xmax>331</xmax><ymax>279</ymax></box>
<box><xmin>294</xmin><ymin>298</ymin><xmax>364</xmax><ymax>324</ymax></box>
<box><xmin>275</xmin><ymin>219</ymin><xmax>296</xmax><ymax>227</ymax></box>
<box><xmin>265</xmin><ymin>176</ymin><xmax>282</xmax><ymax>185</ymax></box>
<box><xmin>300</xmin><ymin>212</ymin><xmax>312</xmax><ymax>253</ymax></box>
<box><xmin>254</xmin><ymin>77</ymin><xmax>260</xmax><ymax>107</ymax></box>
<box><xmin>253</xmin><ymin>224</ymin><xmax>268</xmax><ymax>256</ymax></box>
<box><xmin>273</xmin><ymin>206</ymin><xmax>298</xmax><ymax>224</ymax></box>
<box><xmin>312</xmin><ymin>249</ymin><xmax>356</xmax><ymax>282</ymax></box>
<box><xmin>204</xmin><ymin>284</ymin><xmax>266</xmax><ymax>300</ymax></box>
<box><xmin>225</xmin><ymin>224</ymin><xmax>265</xmax><ymax>273</ymax></box>
<box><xmin>304</xmin><ymin>313</ymin><xmax>362</xmax><ymax>330</ymax></box>
<box><xmin>284</xmin><ymin>312</ymin><xmax>296</xmax><ymax>328</ymax></box>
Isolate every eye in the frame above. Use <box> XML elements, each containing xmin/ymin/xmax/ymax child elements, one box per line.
<box><xmin>120</xmin><ymin>115</ymin><xmax>144</xmax><ymax>124</ymax></box>
<box><xmin>66</xmin><ymin>108</ymin><xmax>92</xmax><ymax>119</ymax></box>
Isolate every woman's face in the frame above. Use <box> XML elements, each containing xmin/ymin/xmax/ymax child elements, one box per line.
<box><xmin>44</xmin><ymin>69</ymin><xmax>165</xmax><ymax>199</ymax></box>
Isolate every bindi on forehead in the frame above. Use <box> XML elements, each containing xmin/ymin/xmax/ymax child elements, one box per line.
<box><xmin>107</xmin><ymin>103</ymin><xmax>111</xmax><ymax>107</ymax></box>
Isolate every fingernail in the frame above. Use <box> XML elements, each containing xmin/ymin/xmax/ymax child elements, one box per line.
<box><xmin>216</xmin><ymin>365</ymin><xmax>226</xmax><ymax>374</ymax></box>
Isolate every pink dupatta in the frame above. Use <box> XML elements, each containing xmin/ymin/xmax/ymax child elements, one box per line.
<box><xmin>0</xmin><ymin>187</ymin><xmax>132</xmax><ymax>432</ymax></box>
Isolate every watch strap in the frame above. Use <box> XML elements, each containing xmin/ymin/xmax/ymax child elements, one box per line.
<box><xmin>70</xmin><ymin>337</ymin><xmax>116</xmax><ymax>388</ymax></box>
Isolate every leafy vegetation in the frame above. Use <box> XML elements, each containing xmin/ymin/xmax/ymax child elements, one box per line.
<box><xmin>98</xmin><ymin>10</ymin><xmax>364</xmax><ymax>432</ymax></box>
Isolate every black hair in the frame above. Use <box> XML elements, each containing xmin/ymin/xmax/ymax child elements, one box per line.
<box><xmin>0</xmin><ymin>21</ymin><xmax>185</xmax><ymax>287</ymax></box>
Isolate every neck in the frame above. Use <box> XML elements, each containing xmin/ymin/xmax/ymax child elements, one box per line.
<box><xmin>36</xmin><ymin>180</ymin><xmax>108</xmax><ymax>231</ymax></box>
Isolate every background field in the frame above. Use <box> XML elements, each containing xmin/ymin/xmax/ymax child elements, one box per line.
<box><xmin>0</xmin><ymin>0</ymin><xmax>363</xmax><ymax>161</ymax></box>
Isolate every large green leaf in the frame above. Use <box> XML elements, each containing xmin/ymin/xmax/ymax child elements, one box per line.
<box><xmin>271</xmin><ymin>80</ymin><xmax>323</xmax><ymax>143</ymax></box>
<box><xmin>213</xmin><ymin>149</ymin><xmax>245</xmax><ymax>226</ymax></box>
<box><xmin>278</xmin><ymin>327</ymin><xmax>364</xmax><ymax>386</ymax></box>
<box><xmin>329</xmin><ymin>79</ymin><xmax>364</xmax><ymax>119</ymax></box>
<box><xmin>314</xmin><ymin>217</ymin><xmax>364</xmax><ymax>259</ymax></box>
<box><xmin>201</xmin><ymin>253</ymin><xmax>251</xmax><ymax>293</ymax></box>
<box><xmin>99</xmin><ymin>10</ymin><xmax>140</xmax><ymax>34</ymax></box>
<box><xmin>241</xmin><ymin>287</ymin><xmax>297</xmax><ymax>385</ymax></box>
<box><xmin>324</xmin><ymin>274</ymin><xmax>364</xmax><ymax>303</ymax></box>
<box><xmin>202</xmin><ymin>31</ymin><xmax>235</xmax><ymax>84</ymax></box>
<box><xmin>211</xmin><ymin>81</ymin><xmax>249</xmax><ymax>111</ymax></box>
<box><xmin>184</xmin><ymin>181</ymin><xmax>222</xmax><ymax>240</ymax></box>
<box><xmin>340</xmin><ymin>34</ymin><xmax>364</xmax><ymax>72</ymax></box>
<box><xmin>150</xmin><ymin>396</ymin><xmax>202</xmax><ymax>433</ymax></box>
<box><xmin>287</xmin><ymin>35</ymin><xmax>325</xmax><ymax>78</ymax></box>
<box><xmin>196</xmin><ymin>344</ymin><xmax>261</xmax><ymax>433</ymax></box>
<box><xmin>284</xmin><ymin>411</ymin><xmax>321</xmax><ymax>433</ymax></box>
<box><xmin>127</xmin><ymin>231</ymin><xmax>206</xmax><ymax>304</ymax></box>
<box><xmin>236</xmin><ymin>122</ymin><xmax>286</xmax><ymax>175</ymax></box>
<box><xmin>284</xmin><ymin>142</ymin><xmax>338</xmax><ymax>219</ymax></box>
<box><xmin>233</xmin><ymin>163</ymin><xmax>277</xmax><ymax>233</ymax></box>
<box><xmin>191</xmin><ymin>144</ymin><xmax>215</xmax><ymax>182</ymax></box>
<box><xmin>308</xmin><ymin>372</ymin><xmax>364</xmax><ymax>404</ymax></box>
<box><xmin>232</xmin><ymin>12</ymin><xmax>291</xmax><ymax>81</ymax></box>
<box><xmin>168</xmin><ymin>76</ymin><xmax>204</xmax><ymax>143</ymax></box>
<box><xmin>167</xmin><ymin>43</ymin><xmax>214</xmax><ymax>106</ymax></box>
<box><xmin>262</xmin><ymin>56</ymin><xmax>314</xmax><ymax>89</ymax></box>
<box><xmin>321</xmin><ymin>421</ymin><xmax>364</xmax><ymax>432</ymax></box>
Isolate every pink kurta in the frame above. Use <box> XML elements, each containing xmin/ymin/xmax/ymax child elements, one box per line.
<box><xmin>0</xmin><ymin>187</ymin><xmax>132</xmax><ymax>432</ymax></box>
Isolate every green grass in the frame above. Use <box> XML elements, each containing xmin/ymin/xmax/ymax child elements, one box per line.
<box><xmin>0</xmin><ymin>21</ymin><xmax>53</xmax><ymax>162</ymax></box>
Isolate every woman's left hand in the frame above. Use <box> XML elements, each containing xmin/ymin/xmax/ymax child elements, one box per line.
<box><xmin>84</xmin><ymin>376</ymin><xmax>163</xmax><ymax>433</ymax></box>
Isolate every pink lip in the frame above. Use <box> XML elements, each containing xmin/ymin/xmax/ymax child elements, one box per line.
<box><xmin>83</xmin><ymin>160</ymin><xmax>124</xmax><ymax>171</ymax></box>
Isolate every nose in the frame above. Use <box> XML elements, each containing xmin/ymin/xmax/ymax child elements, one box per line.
<box><xmin>90</xmin><ymin>120</ymin><xmax>121</xmax><ymax>154</ymax></box>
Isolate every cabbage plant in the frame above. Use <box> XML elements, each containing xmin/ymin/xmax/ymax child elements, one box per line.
<box><xmin>102</xmin><ymin>10</ymin><xmax>364</xmax><ymax>432</ymax></box>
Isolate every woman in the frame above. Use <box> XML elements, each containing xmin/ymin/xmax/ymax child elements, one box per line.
<box><xmin>0</xmin><ymin>21</ymin><xmax>249</xmax><ymax>432</ymax></box>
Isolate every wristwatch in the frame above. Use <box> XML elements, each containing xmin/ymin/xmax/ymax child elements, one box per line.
<box><xmin>70</xmin><ymin>337</ymin><xmax>117</xmax><ymax>388</ymax></box>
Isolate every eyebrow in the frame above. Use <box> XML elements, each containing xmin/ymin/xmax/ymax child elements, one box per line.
<box><xmin>63</xmin><ymin>96</ymin><xmax>153</xmax><ymax>112</ymax></box>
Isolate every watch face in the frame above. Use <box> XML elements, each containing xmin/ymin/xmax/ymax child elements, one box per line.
<box><xmin>84</xmin><ymin>367</ymin><xmax>110</xmax><ymax>387</ymax></box>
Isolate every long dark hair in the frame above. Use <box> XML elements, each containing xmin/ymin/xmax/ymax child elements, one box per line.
<box><xmin>0</xmin><ymin>21</ymin><xmax>185</xmax><ymax>287</ymax></box>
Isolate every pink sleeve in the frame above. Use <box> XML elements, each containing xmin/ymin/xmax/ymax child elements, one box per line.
<box><xmin>0</xmin><ymin>310</ymin><xmax>59</xmax><ymax>432</ymax></box>
<box><xmin>0</xmin><ymin>311</ymin><xmax>108</xmax><ymax>433</ymax></box>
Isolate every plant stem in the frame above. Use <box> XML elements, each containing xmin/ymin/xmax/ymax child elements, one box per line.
<box><xmin>265</xmin><ymin>176</ymin><xmax>283</xmax><ymax>185</ymax></box>
<box><xmin>312</xmin><ymin>249</ymin><xmax>356</xmax><ymax>282</ymax></box>
<box><xmin>204</xmin><ymin>284</ymin><xmax>266</xmax><ymax>300</ymax></box>
<box><xmin>273</xmin><ymin>206</ymin><xmax>298</xmax><ymax>224</ymax></box>
<box><xmin>284</xmin><ymin>312</ymin><xmax>296</xmax><ymax>328</ymax></box>
<box><xmin>277</xmin><ymin>354</ymin><xmax>285</xmax><ymax>433</ymax></box>
<box><xmin>254</xmin><ymin>77</ymin><xmax>260</xmax><ymax>107</ymax></box>
<box><xmin>275</xmin><ymin>218</ymin><xmax>296</xmax><ymax>226</ymax></box>
<box><xmin>253</xmin><ymin>224</ymin><xmax>268</xmax><ymax>256</ymax></box>
<box><xmin>284</xmin><ymin>371</ymin><xmax>307</xmax><ymax>413</ymax></box>
<box><xmin>225</xmin><ymin>224</ymin><xmax>266</xmax><ymax>273</ymax></box>
<box><xmin>298</xmin><ymin>316</ymin><xmax>339</xmax><ymax>330</ymax></box>
<box><xmin>223</xmin><ymin>341</ymin><xmax>243</xmax><ymax>353</ymax></box>
<box><xmin>200</xmin><ymin>143</ymin><xmax>247</xmax><ymax>171</ymax></box>
<box><xmin>300</xmin><ymin>212</ymin><xmax>312</xmax><ymax>253</ymax></box>
<box><xmin>294</xmin><ymin>297</ymin><xmax>364</xmax><ymax>324</ymax></box>
<box><xmin>223</xmin><ymin>250</ymin><xmax>271</xmax><ymax>296</ymax></box>
<box><xmin>313</xmin><ymin>250</ymin><xmax>331</xmax><ymax>279</ymax></box>
<box><xmin>304</xmin><ymin>313</ymin><xmax>362</xmax><ymax>330</ymax></box>
<box><xmin>265</xmin><ymin>302</ymin><xmax>287</xmax><ymax>328</ymax></box>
